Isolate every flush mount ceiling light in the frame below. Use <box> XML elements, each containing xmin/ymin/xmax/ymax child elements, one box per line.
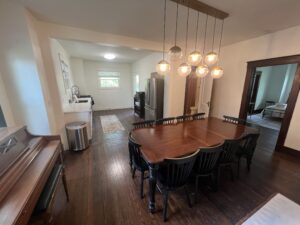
<box><xmin>156</xmin><ymin>0</ymin><xmax>171</xmax><ymax>75</ymax></box>
<box><xmin>104</xmin><ymin>53</ymin><xmax>116</xmax><ymax>60</ymax></box>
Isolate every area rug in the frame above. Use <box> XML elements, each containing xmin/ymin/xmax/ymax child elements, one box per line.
<box><xmin>240</xmin><ymin>193</ymin><xmax>300</xmax><ymax>225</ymax></box>
<box><xmin>100</xmin><ymin>115</ymin><xmax>125</xmax><ymax>134</ymax></box>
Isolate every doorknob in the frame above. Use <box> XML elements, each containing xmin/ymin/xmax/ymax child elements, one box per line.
<box><xmin>207</xmin><ymin>101</ymin><xmax>210</xmax><ymax>108</ymax></box>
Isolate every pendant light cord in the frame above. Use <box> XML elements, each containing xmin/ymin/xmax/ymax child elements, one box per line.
<box><xmin>163</xmin><ymin>0</ymin><xmax>167</xmax><ymax>60</ymax></box>
<box><xmin>202</xmin><ymin>14</ymin><xmax>208</xmax><ymax>56</ymax></box>
<box><xmin>185</xmin><ymin>4</ymin><xmax>190</xmax><ymax>56</ymax></box>
<box><xmin>195</xmin><ymin>12</ymin><xmax>199</xmax><ymax>50</ymax></box>
<box><xmin>174</xmin><ymin>3</ymin><xmax>179</xmax><ymax>46</ymax></box>
<box><xmin>211</xmin><ymin>17</ymin><xmax>217</xmax><ymax>51</ymax></box>
<box><xmin>218</xmin><ymin>20</ymin><xmax>224</xmax><ymax>59</ymax></box>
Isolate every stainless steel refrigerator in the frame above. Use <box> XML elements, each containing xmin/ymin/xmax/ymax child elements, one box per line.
<box><xmin>144</xmin><ymin>73</ymin><xmax>164</xmax><ymax>120</ymax></box>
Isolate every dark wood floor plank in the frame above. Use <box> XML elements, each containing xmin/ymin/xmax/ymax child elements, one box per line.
<box><xmin>49</xmin><ymin>109</ymin><xmax>300</xmax><ymax>225</ymax></box>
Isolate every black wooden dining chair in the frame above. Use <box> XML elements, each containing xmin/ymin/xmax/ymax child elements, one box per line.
<box><xmin>156</xmin><ymin>117</ymin><xmax>176</xmax><ymax>125</ymax></box>
<box><xmin>193</xmin><ymin>144</ymin><xmax>223</xmax><ymax>201</ymax></box>
<box><xmin>223</xmin><ymin>115</ymin><xmax>248</xmax><ymax>125</ymax></box>
<box><xmin>128</xmin><ymin>135</ymin><xmax>149</xmax><ymax>199</ymax></box>
<box><xmin>132</xmin><ymin>120</ymin><xmax>155</xmax><ymax>129</ymax></box>
<box><xmin>192</xmin><ymin>113</ymin><xmax>206</xmax><ymax>120</ymax></box>
<box><xmin>236</xmin><ymin>133</ymin><xmax>260</xmax><ymax>175</ymax></box>
<box><xmin>157</xmin><ymin>150</ymin><xmax>199</xmax><ymax>222</ymax></box>
<box><xmin>176</xmin><ymin>115</ymin><xmax>193</xmax><ymax>123</ymax></box>
<box><xmin>217</xmin><ymin>139</ymin><xmax>240</xmax><ymax>183</ymax></box>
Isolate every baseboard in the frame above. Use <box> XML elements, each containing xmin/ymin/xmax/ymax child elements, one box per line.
<box><xmin>278</xmin><ymin>146</ymin><xmax>300</xmax><ymax>159</ymax></box>
<box><xmin>93</xmin><ymin>107</ymin><xmax>133</xmax><ymax>111</ymax></box>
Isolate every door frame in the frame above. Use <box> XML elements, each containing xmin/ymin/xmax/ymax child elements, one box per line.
<box><xmin>239</xmin><ymin>55</ymin><xmax>300</xmax><ymax>152</ymax></box>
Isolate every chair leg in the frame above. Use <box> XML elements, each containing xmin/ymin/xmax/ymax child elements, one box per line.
<box><xmin>184</xmin><ymin>186</ymin><xmax>192</xmax><ymax>207</ymax></box>
<box><xmin>247</xmin><ymin>157</ymin><xmax>251</xmax><ymax>171</ymax></box>
<box><xmin>195</xmin><ymin>176</ymin><xmax>199</xmax><ymax>204</ymax></box>
<box><xmin>61</xmin><ymin>167</ymin><xmax>70</xmax><ymax>201</ymax></box>
<box><xmin>132</xmin><ymin>167</ymin><xmax>136</xmax><ymax>179</ymax></box>
<box><xmin>237</xmin><ymin>158</ymin><xmax>241</xmax><ymax>179</ymax></box>
<box><xmin>230</xmin><ymin>165</ymin><xmax>235</xmax><ymax>181</ymax></box>
<box><xmin>210</xmin><ymin>173</ymin><xmax>218</xmax><ymax>192</ymax></box>
<box><xmin>163</xmin><ymin>191</ymin><xmax>169</xmax><ymax>222</ymax></box>
<box><xmin>140</xmin><ymin>171</ymin><xmax>144</xmax><ymax>199</ymax></box>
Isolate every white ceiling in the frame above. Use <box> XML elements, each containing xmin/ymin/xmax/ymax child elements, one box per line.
<box><xmin>58</xmin><ymin>39</ymin><xmax>156</xmax><ymax>63</ymax></box>
<box><xmin>19</xmin><ymin>0</ymin><xmax>300</xmax><ymax>47</ymax></box>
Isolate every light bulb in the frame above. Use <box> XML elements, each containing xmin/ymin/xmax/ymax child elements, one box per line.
<box><xmin>169</xmin><ymin>45</ymin><xmax>183</xmax><ymax>61</ymax></box>
<box><xmin>205</xmin><ymin>52</ymin><xmax>218</xmax><ymax>66</ymax></box>
<box><xmin>196</xmin><ymin>64</ymin><xmax>209</xmax><ymax>78</ymax></box>
<box><xmin>188</xmin><ymin>51</ymin><xmax>202</xmax><ymax>66</ymax></box>
<box><xmin>211</xmin><ymin>66</ymin><xmax>224</xmax><ymax>79</ymax></box>
<box><xmin>156</xmin><ymin>59</ymin><xmax>171</xmax><ymax>75</ymax></box>
<box><xmin>177</xmin><ymin>63</ymin><xmax>191</xmax><ymax>77</ymax></box>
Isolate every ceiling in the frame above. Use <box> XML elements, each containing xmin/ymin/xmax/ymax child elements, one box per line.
<box><xmin>58</xmin><ymin>39</ymin><xmax>156</xmax><ymax>63</ymax></box>
<box><xmin>19</xmin><ymin>0</ymin><xmax>300</xmax><ymax>48</ymax></box>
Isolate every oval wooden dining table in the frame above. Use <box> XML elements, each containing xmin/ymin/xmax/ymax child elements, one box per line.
<box><xmin>131</xmin><ymin>117</ymin><xmax>258</xmax><ymax>213</ymax></box>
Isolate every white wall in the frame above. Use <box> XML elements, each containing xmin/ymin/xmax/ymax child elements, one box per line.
<box><xmin>0</xmin><ymin>1</ymin><xmax>50</xmax><ymax>134</ymax></box>
<box><xmin>50</xmin><ymin>39</ymin><xmax>74</xmax><ymax>104</ymax></box>
<box><xmin>0</xmin><ymin>72</ymin><xmax>15</xmax><ymax>126</ymax></box>
<box><xmin>211</xmin><ymin>25</ymin><xmax>300</xmax><ymax>151</ymax></box>
<box><xmin>71</xmin><ymin>58</ymin><xmax>133</xmax><ymax>110</ymax></box>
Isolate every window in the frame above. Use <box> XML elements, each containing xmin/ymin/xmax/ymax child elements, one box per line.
<box><xmin>134</xmin><ymin>74</ymin><xmax>140</xmax><ymax>92</ymax></box>
<box><xmin>98</xmin><ymin>71</ymin><xmax>120</xmax><ymax>89</ymax></box>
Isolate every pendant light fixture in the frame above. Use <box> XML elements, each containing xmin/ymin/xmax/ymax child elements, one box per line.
<box><xmin>205</xmin><ymin>17</ymin><xmax>219</xmax><ymax>66</ymax></box>
<box><xmin>196</xmin><ymin>14</ymin><xmax>209</xmax><ymax>78</ymax></box>
<box><xmin>188</xmin><ymin>12</ymin><xmax>202</xmax><ymax>66</ymax></box>
<box><xmin>177</xmin><ymin>4</ymin><xmax>192</xmax><ymax>77</ymax></box>
<box><xmin>169</xmin><ymin>2</ymin><xmax>182</xmax><ymax>61</ymax></box>
<box><xmin>156</xmin><ymin>0</ymin><xmax>171</xmax><ymax>75</ymax></box>
<box><xmin>211</xmin><ymin>19</ymin><xmax>225</xmax><ymax>79</ymax></box>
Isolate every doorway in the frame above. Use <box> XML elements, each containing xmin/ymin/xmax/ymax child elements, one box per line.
<box><xmin>239</xmin><ymin>55</ymin><xmax>300</xmax><ymax>152</ymax></box>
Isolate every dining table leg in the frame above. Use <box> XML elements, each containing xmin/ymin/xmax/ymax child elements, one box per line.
<box><xmin>148</xmin><ymin>163</ymin><xmax>158</xmax><ymax>213</ymax></box>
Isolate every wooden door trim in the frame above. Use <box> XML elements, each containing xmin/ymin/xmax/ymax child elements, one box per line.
<box><xmin>239</xmin><ymin>55</ymin><xmax>300</xmax><ymax>152</ymax></box>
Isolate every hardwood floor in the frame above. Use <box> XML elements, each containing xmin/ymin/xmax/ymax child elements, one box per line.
<box><xmin>51</xmin><ymin>109</ymin><xmax>300</xmax><ymax>225</ymax></box>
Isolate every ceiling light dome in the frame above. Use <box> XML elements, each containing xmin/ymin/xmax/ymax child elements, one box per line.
<box><xmin>156</xmin><ymin>59</ymin><xmax>171</xmax><ymax>75</ymax></box>
<box><xmin>177</xmin><ymin>63</ymin><xmax>191</xmax><ymax>77</ymax></box>
<box><xmin>211</xmin><ymin>66</ymin><xmax>224</xmax><ymax>79</ymax></box>
<box><xmin>205</xmin><ymin>52</ymin><xmax>218</xmax><ymax>66</ymax></box>
<box><xmin>196</xmin><ymin>64</ymin><xmax>209</xmax><ymax>78</ymax></box>
<box><xmin>104</xmin><ymin>53</ymin><xmax>116</xmax><ymax>60</ymax></box>
<box><xmin>188</xmin><ymin>51</ymin><xmax>202</xmax><ymax>66</ymax></box>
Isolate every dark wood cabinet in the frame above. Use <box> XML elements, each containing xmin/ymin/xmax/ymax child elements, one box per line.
<box><xmin>134</xmin><ymin>92</ymin><xmax>145</xmax><ymax>118</ymax></box>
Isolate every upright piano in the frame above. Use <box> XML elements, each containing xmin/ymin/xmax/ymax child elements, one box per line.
<box><xmin>0</xmin><ymin>126</ymin><xmax>68</xmax><ymax>225</ymax></box>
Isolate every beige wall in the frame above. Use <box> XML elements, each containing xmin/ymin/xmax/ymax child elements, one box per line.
<box><xmin>50</xmin><ymin>39</ymin><xmax>74</xmax><ymax>105</ymax></box>
<box><xmin>0</xmin><ymin>72</ymin><xmax>15</xmax><ymax>126</ymax></box>
<box><xmin>211</xmin><ymin>25</ymin><xmax>300</xmax><ymax>151</ymax></box>
<box><xmin>0</xmin><ymin>1</ymin><xmax>50</xmax><ymax>134</ymax></box>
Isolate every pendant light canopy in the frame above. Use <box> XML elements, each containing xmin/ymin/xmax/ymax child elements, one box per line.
<box><xmin>178</xmin><ymin>4</ymin><xmax>191</xmax><ymax>77</ymax></box>
<box><xmin>169</xmin><ymin>3</ymin><xmax>182</xmax><ymax>61</ymax></box>
<box><xmin>156</xmin><ymin>0</ymin><xmax>170</xmax><ymax>75</ymax></box>
<box><xmin>188</xmin><ymin>12</ymin><xmax>202</xmax><ymax>66</ymax></box>
<box><xmin>205</xmin><ymin>17</ymin><xmax>218</xmax><ymax>66</ymax></box>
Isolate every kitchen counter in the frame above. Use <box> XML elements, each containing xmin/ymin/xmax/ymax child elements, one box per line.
<box><xmin>63</xmin><ymin>97</ymin><xmax>93</xmax><ymax>143</ymax></box>
<box><xmin>63</xmin><ymin>98</ymin><xmax>92</xmax><ymax>113</ymax></box>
